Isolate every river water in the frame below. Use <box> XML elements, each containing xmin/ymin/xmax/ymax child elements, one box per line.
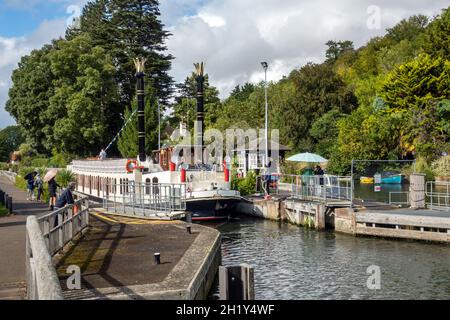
<box><xmin>215</xmin><ymin>217</ymin><xmax>450</xmax><ymax>300</ymax></box>
<box><xmin>210</xmin><ymin>183</ymin><xmax>450</xmax><ymax>300</ymax></box>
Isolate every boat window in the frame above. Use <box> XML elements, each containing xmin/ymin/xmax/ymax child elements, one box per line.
<box><xmin>152</xmin><ymin>177</ymin><xmax>159</xmax><ymax>195</ymax></box>
<box><xmin>145</xmin><ymin>178</ymin><xmax>151</xmax><ymax>195</ymax></box>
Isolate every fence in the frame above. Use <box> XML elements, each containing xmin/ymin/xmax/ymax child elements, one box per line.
<box><xmin>0</xmin><ymin>170</ymin><xmax>17</xmax><ymax>183</ymax></box>
<box><xmin>0</xmin><ymin>188</ymin><xmax>13</xmax><ymax>214</ymax></box>
<box><xmin>262</xmin><ymin>174</ymin><xmax>352</xmax><ymax>205</ymax></box>
<box><xmin>102</xmin><ymin>181</ymin><xmax>186</xmax><ymax>217</ymax></box>
<box><xmin>26</xmin><ymin>196</ymin><xmax>90</xmax><ymax>299</ymax></box>
<box><xmin>389</xmin><ymin>192</ymin><xmax>410</xmax><ymax>206</ymax></box>
<box><xmin>426</xmin><ymin>181</ymin><xmax>450</xmax><ymax>211</ymax></box>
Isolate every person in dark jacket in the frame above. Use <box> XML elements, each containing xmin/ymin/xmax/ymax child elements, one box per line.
<box><xmin>35</xmin><ymin>173</ymin><xmax>44</xmax><ymax>202</ymax></box>
<box><xmin>54</xmin><ymin>182</ymin><xmax>75</xmax><ymax>210</ymax></box>
<box><xmin>314</xmin><ymin>165</ymin><xmax>325</xmax><ymax>186</ymax></box>
<box><xmin>26</xmin><ymin>172</ymin><xmax>37</xmax><ymax>201</ymax></box>
<box><xmin>48</xmin><ymin>177</ymin><xmax>61</xmax><ymax>211</ymax></box>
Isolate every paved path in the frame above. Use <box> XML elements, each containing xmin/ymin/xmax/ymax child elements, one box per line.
<box><xmin>0</xmin><ymin>176</ymin><xmax>50</xmax><ymax>299</ymax></box>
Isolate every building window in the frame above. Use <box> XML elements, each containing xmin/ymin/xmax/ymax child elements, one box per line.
<box><xmin>249</xmin><ymin>153</ymin><xmax>258</xmax><ymax>169</ymax></box>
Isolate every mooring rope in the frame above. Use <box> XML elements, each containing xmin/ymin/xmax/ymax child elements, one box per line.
<box><xmin>104</xmin><ymin>107</ymin><xmax>138</xmax><ymax>152</ymax></box>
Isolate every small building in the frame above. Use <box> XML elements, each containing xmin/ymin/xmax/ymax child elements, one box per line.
<box><xmin>233</xmin><ymin>138</ymin><xmax>291</xmax><ymax>176</ymax></box>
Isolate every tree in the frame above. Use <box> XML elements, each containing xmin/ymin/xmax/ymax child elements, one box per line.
<box><xmin>310</xmin><ymin>109</ymin><xmax>346</xmax><ymax>158</ymax></box>
<box><xmin>325</xmin><ymin>40</ymin><xmax>354</xmax><ymax>62</ymax></box>
<box><xmin>117</xmin><ymin>92</ymin><xmax>160</xmax><ymax>158</ymax></box>
<box><xmin>6</xmin><ymin>35</ymin><xmax>119</xmax><ymax>156</ymax></box>
<box><xmin>172</xmin><ymin>73</ymin><xmax>221</xmax><ymax>131</ymax></box>
<box><xmin>423</xmin><ymin>7</ymin><xmax>450</xmax><ymax>59</ymax></box>
<box><xmin>0</xmin><ymin>126</ymin><xmax>25</xmax><ymax>162</ymax></box>
<box><xmin>69</xmin><ymin>0</ymin><xmax>173</xmax><ymax>106</ymax></box>
<box><xmin>6</xmin><ymin>44</ymin><xmax>56</xmax><ymax>152</ymax></box>
<box><xmin>280</xmin><ymin>63</ymin><xmax>357</xmax><ymax>151</ymax></box>
<box><xmin>385</xmin><ymin>14</ymin><xmax>428</xmax><ymax>43</ymax></box>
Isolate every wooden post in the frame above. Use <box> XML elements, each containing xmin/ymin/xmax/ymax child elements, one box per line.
<box><xmin>410</xmin><ymin>173</ymin><xmax>426</xmax><ymax>209</ymax></box>
<box><xmin>219</xmin><ymin>264</ymin><xmax>255</xmax><ymax>300</ymax></box>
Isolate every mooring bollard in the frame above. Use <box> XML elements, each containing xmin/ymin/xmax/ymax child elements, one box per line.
<box><xmin>219</xmin><ymin>264</ymin><xmax>255</xmax><ymax>300</ymax></box>
<box><xmin>154</xmin><ymin>253</ymin><xmax>161</xmax><ymax>265</ymax></box>
<box><xmin>5</xmin><ymin>194</ymin><xmax>9</xmax><ymax>209</ymax></box>
<box><xmin>8</xmin><ymin>196</ymin><xmax>12</xmax><ymax>214</ymax></box>
<box><xmin>187</xmin><ymin>224</ymin><xmax>192</xmax><ymax>234</ymax></box>
<box><xmin>186</xmin><ymin>212</ymin><xmax>192</xmax><ymax>224</ymax></box>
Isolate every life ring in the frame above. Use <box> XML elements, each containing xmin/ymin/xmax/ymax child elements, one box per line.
<box><xmin>126</xmin><ymin>160</ymin><xmax>138</xmax><ymax>173</ymax></box>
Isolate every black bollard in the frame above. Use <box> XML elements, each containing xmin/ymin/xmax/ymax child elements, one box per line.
<box><xmin>0</xmin><ymin>190</ymin><xmax>4</xmax><ymax>205</ymax></box>
<box><xmin>154</xmin><ymin>253</ymin><xmax>161</xmax><ymax>265</ymax></box>
<box><xmin>186</xmin><ymin>212</ymin><xmax>192</xmax><ymax>224</ymax></box>
<box><xmin>5</xmin><ymin>194</ymin><xmax>9</xmax><ymax>209</ymax></box>
<box><xmin>187</xmin><ymin>224</ymin><xmax>192</xmax><ymax>234</ymax></box>
<box><xmin>8</xmin><ymin>196</ymin><xmax>12</xmax><ymax>215</ymax></box>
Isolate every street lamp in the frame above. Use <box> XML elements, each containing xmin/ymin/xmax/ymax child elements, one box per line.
<box><xmin>261</xmin><ymin>62</ymin><xmax>269</xmax><ymax>196</ymax></box>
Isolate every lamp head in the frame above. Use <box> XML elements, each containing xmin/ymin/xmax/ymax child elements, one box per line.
<box><xmin>261</xmin><ymin>62</ymin><xmax>268</xmax><ymax>70</ymax></box>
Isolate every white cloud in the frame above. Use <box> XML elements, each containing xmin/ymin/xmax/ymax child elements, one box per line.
<box><xmin>0</xmin><ymin>19</ymin><xmax>67</xmax><ymax>128</ymax></box>
<box><xmin>162</xmin><ymin>0</ymin><xmax>449</xmax><ymax>98</ymax></box>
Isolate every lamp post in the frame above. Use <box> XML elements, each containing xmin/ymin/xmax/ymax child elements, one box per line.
<box><xmin>261</xmin><ymin>62</ymin><xmax>269</xmax><ymax>196</ymax></box>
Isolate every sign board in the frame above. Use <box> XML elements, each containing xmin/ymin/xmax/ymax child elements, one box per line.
<box><xmin>374</xmin><ymin>185</ymin><xmax>381</xmax><ymax>192</ymax></box>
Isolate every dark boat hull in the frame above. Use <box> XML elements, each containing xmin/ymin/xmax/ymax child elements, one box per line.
<box><xmin>186</xmin><ymin>197</ymin><xmax>242</xmax><ymax>221</ymax></box>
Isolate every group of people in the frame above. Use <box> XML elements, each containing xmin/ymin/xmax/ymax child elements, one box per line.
<box><xmin>25</xmin><ymin>172</ymin><xmax>75</xmax><ymax>211</ymax></box>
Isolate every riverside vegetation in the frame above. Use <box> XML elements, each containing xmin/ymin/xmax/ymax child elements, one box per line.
<box><xmin>1</xmin><ymin>2</ymin><xmax>448</xmax><ymax>191</ymax></box>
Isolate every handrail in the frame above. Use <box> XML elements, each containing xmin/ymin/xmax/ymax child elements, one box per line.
<box><xmin>426</xmin><ymin>181</ymin><xmax>450</xmax><ymax>210</ymax></box>
<box><xmin>26</xmin><ymin>195</ymin><xmax>90</xmax><ymax>299</ymax></box>
<box><xmin>26</xmin><ymin>216</ymin><xmax>64</xmax><ymax>300</ymax></box>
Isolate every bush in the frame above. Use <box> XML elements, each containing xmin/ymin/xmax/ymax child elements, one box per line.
<box><xmin>0</xmin><ymin>162</ymin><xmax>9</xmax><ymax>171</ymax></box>
<box><xmin>31</xmin><ymin>157</ymin><xmax>51</xmax><ymax>168</ymax></box>
<box><xmin>56</xmin><ymin>169</ymin><xmax>75</xmax><ymax>188</ymax></box>
<box><xmin>232</xmin><ymin>170</ymin><xmax>256</xmax><ymax>196</ymax></box>
<box><xmin>431</xmin><ymin>156</ymin><xmax>450</xmax><ymax>177</ymax></box>
<box><xmin>0</xmin><ymin>204</ymin><xmax>8</xmax><ymax>216</ymax></box>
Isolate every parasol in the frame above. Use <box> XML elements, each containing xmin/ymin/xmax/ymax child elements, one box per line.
<box><xmin>43</xmin><ymin>169</ymin><xmax>59</xmax><ymax>183</ymax></box>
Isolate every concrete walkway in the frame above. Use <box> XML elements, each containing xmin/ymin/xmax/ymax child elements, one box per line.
<box><xmin>0</xmin><ymin>176</ymin><xmax>50</xmax><ymax>299</ymax></box>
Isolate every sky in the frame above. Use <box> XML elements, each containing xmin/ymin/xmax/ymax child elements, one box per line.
<box><xmin>0</xmin><ymin>0</ymin><xmax>448</xmax><ymax>129</ymax></box>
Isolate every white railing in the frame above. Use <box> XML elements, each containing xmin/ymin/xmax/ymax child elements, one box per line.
<box><xmin>26</xmin><ymin>196</ymin><xmax>90</xmax><ymax>299</ymax></box>
<box><xmin>426</xmin><ymin>181</ymin><xmax>450</xmax><ymax>211</ymax></box>
<box><xmin>102</xmin><ymin>182</ymin><xmax>186</xmax><ymax>217</ymax></box>
<box><xmin>262</xmin><ymin>174</ymin><xmax>353</xmax><ymax>205</ymax></box>
<box><xmin>389</xmin><ymin>191</ymin><xmax>410</xmax><ymax>206</ymax></box>
<box><xmin>0</xmin><ymin>170</ymin><xmax>17</xmax><ymax>183</ymax></box>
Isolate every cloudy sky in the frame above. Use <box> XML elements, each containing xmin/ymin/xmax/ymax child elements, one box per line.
<box><xmin>0</xmin><ymin>0</ymin><xmax>448</xmax><ymax>129</ymax></box>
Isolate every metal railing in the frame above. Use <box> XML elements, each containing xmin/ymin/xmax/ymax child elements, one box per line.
<box><xmin>102</xmin><ymin>182</ymin><xmax>186</xmax><ymax>217</ymax></box>
<box><xmin>26</xmin><ymin>196</ymin><xmax>90</xmax><ymax>299</ymax></box>
<box><xmin>389</xmin><ymin>191</ymin><xmax>410</xmax><ymax>206</ymax></box>
<box><xmin>426</xmin><ymin>181</ymin><xmax>450</xmax><ymax>211</ymax></box>
<box><xmin>262</xmin><ymin>174</ymin><xmax>352</xmax><ymax>205</ymax></box>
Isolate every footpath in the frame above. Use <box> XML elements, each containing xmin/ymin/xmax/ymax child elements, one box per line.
<box><xmin>0</xmin><ymin>176</ymin><xmax>50</xmax><ymax>299</ymax></box>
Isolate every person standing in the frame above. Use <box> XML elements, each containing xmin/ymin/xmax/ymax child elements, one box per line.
<box><xmin>53</xmin><ymin>182</ymin><xmax>76</xmax><ymax>227</ymax></box>
<box><xmin>48</xmin><ymin>177</ymin><xmax>60</xmax><ymax>211</ymax></box>
<box><xmin>26</xmin><ymin>172</ymin><xmax>37</xmax><ymax>201</ymax></box>
<box><xmin>99</xmin><ymin>149</ymin><xmax>107</xmax><ymax>160</ymax></box>
<box><xmin>35</xmin><ymin>173</ymin><xmax>44</xmax><ymax>202</ymax></box>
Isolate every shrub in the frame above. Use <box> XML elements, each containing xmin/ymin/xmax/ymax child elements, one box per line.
<box><xmin>232</xmin><ymin>170</ymin><xmax>256</xmax><ymax>196</ymax></box>
<box><xmin>56</xmin><ymin>169</ymin><xmax>75</xmax><ymax>188</ymax></box>
<box><xmin>431</xmin><ymin>156</ymin><xmax>450</xmax><ymax>177</ymax></box>
<box><xmin>0</xmin><ymin>205</ymin><xmax>8</xmax><ymax>216</ymax></box>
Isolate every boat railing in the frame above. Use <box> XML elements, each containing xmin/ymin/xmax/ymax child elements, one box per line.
<box><xmin>426</xmin><ymin>181</ymin><xmax>450</xmax><ymax>211</ymax></box>
<box><xmin>261</xmin><ymin>174</ymin><xmax>353</xmax><ymax>205</ymax></box>
<box><xmin>101</xmin><ymin>181</ymin><xmax>187</xmax><ymax>217</ymax></box>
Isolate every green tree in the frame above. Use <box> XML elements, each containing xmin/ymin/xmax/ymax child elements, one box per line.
<box><xmin>325</xmin><ymin>40</ymin><xmax>354</xmax><ymax>62</ymax></box>
<box><xmin>422</xmin><ymin>7</ymin><xmax>450</xmax><ymax>59</ymax></box>
<box><xmin>69</xmin><ymin>0</ymin><xmax>174</xmax><ymax>106</ymax></box>
<box><xmin>0</xmin><ymin>126</ymin><xmax>25</xmax><ymax>162</ymax></box>
<box><xmin>117</xmin><ymin>93</ymin><xmax>160</xmax><ymax>158</ymax></box>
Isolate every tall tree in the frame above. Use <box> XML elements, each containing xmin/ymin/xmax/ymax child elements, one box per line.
<box><xmin>69</xmin><ymin>0</ymin><xmax>174</xmax><ymax>107</ymax></box>
<box><xmin>0</xmin><ymin>126</ymin><xmax>25</xmax><ymax>162</ymax></box>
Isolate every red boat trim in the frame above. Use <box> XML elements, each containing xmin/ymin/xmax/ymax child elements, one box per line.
<box><xmin>192</xmin><ymin>216</ymin><xmax>228</xmax><ymax>221</ymax></box>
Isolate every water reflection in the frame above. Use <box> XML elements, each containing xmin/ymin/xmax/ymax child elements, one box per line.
<box><xmin>216</xmin><ymin>217</ymin><xmax>450</xmax><ymax>300</ymax></box>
